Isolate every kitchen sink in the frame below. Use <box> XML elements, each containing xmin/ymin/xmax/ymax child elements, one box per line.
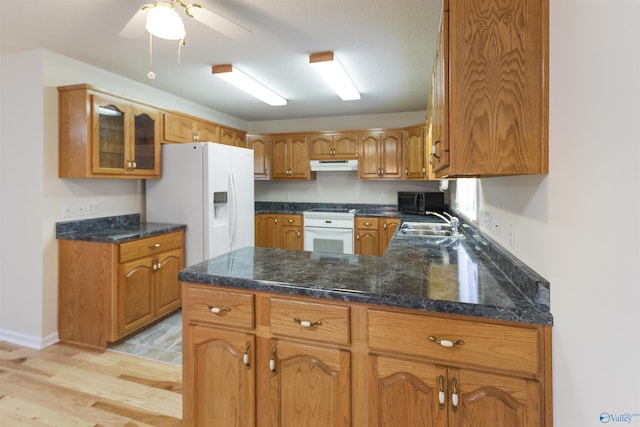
<box><xmin>399</xmin><ymin>222</ymin><xmax>453</xmax><ymax>237</ymax></box>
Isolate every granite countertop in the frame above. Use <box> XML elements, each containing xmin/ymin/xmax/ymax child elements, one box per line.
<box><xmin>255</xmin><ymin>201</ymin><xmax>402</xmax><ymax>217</ymax></box>
<box><xmin>56</xmin><ymin>214</ymin><xmax>186</xmax><ymax>243</ymax></box>
<box><xmin>181</xmin><ymin>205</ymin><xmax>552</xmax><ymax>325</ymax></box>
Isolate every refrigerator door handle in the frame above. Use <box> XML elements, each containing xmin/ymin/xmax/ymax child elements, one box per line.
<box><xmin>229</xmin><ymin>168</ymin><xmax>238</xmax><ymax>249</ymax></box>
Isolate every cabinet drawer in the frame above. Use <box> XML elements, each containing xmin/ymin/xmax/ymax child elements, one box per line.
<box><xmin>185</xmin><ymin>286</ymin><xmax>255</xmax><ymax>329</ymax></box>
<box><xmin>355</xmin><ymin>217</ymin><xmax>379</xmax><ymax>230</ymax></box>
<box><xmin>270</xmin><ymin>298</ymin><xmax>350</xmax><ymax>345</ymax></box>
<box><xmin>119</xmin><ymin>231</ymin><xmax>184</xmax><ymax>263</ymax></box>
<box><xmin>368</xmin><ymin>309</ymin><xmax>540</xmax><ymax>375</ymax></box>
<box><xmin>281</xmin><ymin>214</ymin><xmax>302</xmax><ymax>226</ymax></box>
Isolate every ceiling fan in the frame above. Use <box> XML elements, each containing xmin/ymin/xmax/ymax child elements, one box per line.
<box><xmin>119</xmin><ymin>0</ymin><xmax>252</xmax><ymax>42</ymax></box>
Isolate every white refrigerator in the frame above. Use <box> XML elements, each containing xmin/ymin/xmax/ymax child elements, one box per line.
<box><xmin>146</xmin><ymin>142</ymin><xmax>254</xmax><ymax>266</ymax></box>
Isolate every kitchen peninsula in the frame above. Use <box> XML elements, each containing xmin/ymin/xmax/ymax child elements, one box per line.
<box><xmin>179</xmin><ymin>211</ymin><xmax>553</xmax><ymax>426</ymax></box>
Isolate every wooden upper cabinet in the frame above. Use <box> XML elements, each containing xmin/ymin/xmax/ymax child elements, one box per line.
<box><xmin>271</xmin><ymin>135</ymin><xmax>314</xmax><ymax>180</ymax></box>
<box><xmin>248</xmin><ymin>134</ymin><xmax>271</xmax><ymax>179</ymax></box>
<box><xmin>431</xmin><ymin>0</ymin><xmax>549</xmax><ymax>177</ymax></box>
<box><xmin>221</xmin><ymin>126</ymin><xmax>247</xmax><ymax>147</ymax></box>
<box><xmin>309</xmin><ymin>132</ymin><xmax>359</xmax><ymax>160</ymax></box>
<box><xmin>58</xmin><ymin>84</ymin><xmax>160</xmax><ymax>179</ymax></box>
<box><xmin>162</xmin><ymin>111</ymin><xmax>221</xmax><ymax>143</ymax></box>
<box><xmin>404</xmin><ymin>125</ymin><xmax>427</xmax><ymax>179</ymax></box>
<box><xmin>359</xmin><ymin>131</ymin><xmax>403</xmax><ymax>179</ymax></box>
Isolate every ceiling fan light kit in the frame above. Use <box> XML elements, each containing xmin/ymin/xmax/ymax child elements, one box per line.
<box><xmin>144</xmin><ymin>2</ymin><xmax>185</xmax><ymax>40</ymax></box>
<box><xmin>212</xmin><ymin>64</ymin><xmax>287</xmax><ymax>106</ymax></box>
<box><xmin>309</xmin><ymin>51</ymin><xmax>361</xmax><ymax>101</ymax></box>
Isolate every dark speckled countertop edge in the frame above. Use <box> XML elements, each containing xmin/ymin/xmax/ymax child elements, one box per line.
<box><xmin>55</xmin><ymin>214</ymin><xmax>186</xmax><ymax>243</ymax></box>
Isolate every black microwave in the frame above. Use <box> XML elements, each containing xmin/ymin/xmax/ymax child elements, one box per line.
<box><xmin>397</xmin><ymin>191</ymin><xmax>445</xmax><ymax>215</ymax></box>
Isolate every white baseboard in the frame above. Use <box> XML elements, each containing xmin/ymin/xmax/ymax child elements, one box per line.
<box><xmin>0</xmin><ymin>328</ymin><xmax>59</xmax><ymax>349</ymax></box>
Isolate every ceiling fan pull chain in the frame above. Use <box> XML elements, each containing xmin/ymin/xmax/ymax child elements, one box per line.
<box><xmin>177</xmin><ymin>38</ymin><xmax>185</xmax><ymax>64</ymax></box>
<box><xmin>147</xmin><ymin>33</ymin><xmax>156</xmax><ymax>80</ymax></box>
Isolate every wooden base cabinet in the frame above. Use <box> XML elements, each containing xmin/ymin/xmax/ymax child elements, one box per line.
<box><xmin>255</xmin><ymin>214</ymin><xmax>303</xmax><ymax>250</ymax></box>
<box><xmin>182</xmin><ymin>284</ymin><xmax>552</xmax><ymax>427</ymax></box>
<box><xmin>267</xmin><ymin>339</ymin><xmax>351</xmax><ymax>426</ymax></box>
<box><xmin>58</xmin><ymin>230</ymin><xmax>184</xmax><ymax>348</ymax></box>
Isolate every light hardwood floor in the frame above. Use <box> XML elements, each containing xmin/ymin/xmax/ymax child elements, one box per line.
<box><xmin>0</xmin><ymin>340</ymin><xmax>183</xmax><ymax>426</ymax></box>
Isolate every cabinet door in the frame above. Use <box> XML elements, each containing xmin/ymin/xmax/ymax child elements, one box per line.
<box><xmin>271</xmin><ymin>137</ymin><xmax>290</xmax><ymax>178</ymax></box>
<box><xmin>369</xmin><ymin>354</ymin><xmax>447</xmax><ymax>427</ymax></box>
<box><xmin>355</xmin><ymin>228</ymin><xmax>379</xmax><ymax>255</ymax></box>
<box><xmin>359</xmin><ymin>133</ymin><xmax>381</xmax><ymax>179</ymax></box>
<box><xmin>163</xmin><ymin>112</ymin><xmax>196</xmax><ymax>143</ymax></box>
<box><xmin>309</xmin><ymin>134</ymin><xmax>334</xmax><ymax>159</ymax></box>
<box><xmin>117</xmin><ymin>257</ymin><xmax>154</xmax><ymax>338</ymax></box>
<box><xmin>154</xmin><ymin>248</ymin><xmax>183</xmax><ymax>317</ymax></box>
<box><xmin>249</xmin><ymin>135</ymin><xmax>270</xmax><ymax>179</ymax></box>
<box><xmin>380</xmin><ymin>131</ymin><xmax>403</xmax><ymax>178</ymax></box>
<box><xmin>256</xmin><ymin>214</ymin><xmax>280</xmax><ymax>248</ymax></box>
<box><xmin>187</xmin><ymin>326</ymin><xmax>256</xmax><ymax>427</ymax></box>
<box><xmin>379</xmin><ymin>218</ymin><xmax>399</xmax><ymax>254</ymax></box>
<box><xmin>404</xmin><ymin>126</ymin><xmax>426</xmax><ymax>179</ymax></box>
<box><xmin>431</xmin><ymin>7</ymin><xmax>449</xmax><ymax>174</ymax></box>
<box><xmin>269</xmin><ymin>340</ymin><xmax>350</xmax><ymax>426</ymax></box>
<box><xmin>130</xmin><ymin>103</ymin><xmax>160</xmax><ymax>177</ymax></box>
<box><xmin>92</xmin><ymin>94</ymin><xmax>128</xmax><ymax>174</ymax></box>
<box><xmin>220</xmin><ymin>127</ymin><xmax>235</xmax><ymax>146</ymax></box>
<box><xmin>333</xmin><ymin>133</ymin><xmax>359</xmax><ymax>159</ymax></box>
<box><xmin>449</xmin><ymin>368</ymin><xmax>541</xmax><ymax>427</ymax></box>
<box><xmin>281</xmin><ymin>226</ymin><xmax>302</xmax><ymax>250</ymax></box>
<box><xmin>289</xmin><ymin>135</ymin><xmax>310</xmax><ymax>179</ymax></box>
<box><xmin>195</xmin><ymin>120</ymin><xmax>220</xmax><ymax>142</ymax></box>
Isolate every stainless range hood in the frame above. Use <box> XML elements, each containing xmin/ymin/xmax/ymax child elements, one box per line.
<box><xmin>310</xmin><ymin>159</ymin><xmax>358</xmax><ymax>172</ymax></box>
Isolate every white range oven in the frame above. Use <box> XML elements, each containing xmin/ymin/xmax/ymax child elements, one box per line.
<box><xmin>303</xmin><ymin>208</ymin><xmax>356</xmax><ymax>254</ymax></box>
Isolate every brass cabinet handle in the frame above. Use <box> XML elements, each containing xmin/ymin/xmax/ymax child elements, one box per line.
<box><xmin>207</xmin><ymin>305</ymin><xmax>231</xmax><ymax>314</ymax></box>
<box><xmin>356</xmin><ymin>233</ymin><xmax>360</xmax><ymax>240</ymax></box>
<box><xmin>364</xmin><ymin>222</ymin><xmax>371</xmax><ymax>226</ymax></box>
<box><xmin>297</xmin><ymin>231</ymin><xmax>301</xmax><ymax>237</ymax></box>
<box><xmin>438</xmin><ymin>375</ymin><xmax>446</xmax><ymax>409</ymax></box>
<box><xmin>451</xmin><ymin>377</ymin><xmax>459</xmax><ymax>412</ymax></box>
<box><xmin>383</xmin><ymin>223</ymin><xmax>388</xmax><ymax>229</ymax></box>
<box><xmin>288</xmin><ymin>219</ymin><xmax>294</xmax><ymax>223</ymax></box>
<box><xmin>293</xmin><ymin>317</ymin><xmax>323</xmax><ymax>328</ymax></box>
<box><xmin>149</xmin><ymin>243</ymin><xmax>161</xmax><ymax>249</ymax></box>
<box><xmin>270</xmin><ymin>346</ymin><xmax>277</xmax><ymax>373</ymax></box>
<box><xmin>243</xmin><ymin>341</ymin><xmax>251</xmax><ymax>368</ymax></box>
<box><xmin>428</xmin><ymin>336</ymin><xmax>465</xmax><ymax>348</ymax></box>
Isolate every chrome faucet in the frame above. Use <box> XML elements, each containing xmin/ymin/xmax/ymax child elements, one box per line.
<box><xmin>424</xmin><ymin>211</ymin><xmax>460</xmax><ymax>235</ymax></box>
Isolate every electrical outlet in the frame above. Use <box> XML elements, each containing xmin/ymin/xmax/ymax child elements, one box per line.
<box><xmin>484</xmin><ymin>211</ymin><xmax>492</xmax><ymax>229</ymax></box>
<box><xmin>63</xmin><ymin>203</ymin><xmax>73</xmax><ymax>218</ymax></box>
<box><xmin>379</xmin><ymin>194</ymin><xmax>385</xmax><ymax>202</ymax></box>
<box><xmin>87</xmin><ymin>201</ymin><xmax>100</xmax><ymax>215</ymax></box>
<box><xmin>494</xmin><ymin>215</ymin><xmax>501</xmax><ymax>237</ymax></box>
<box><xmin>75</xmin><ymin>202</ymin><xmax>86</xmax><ymax>216</ymax></box>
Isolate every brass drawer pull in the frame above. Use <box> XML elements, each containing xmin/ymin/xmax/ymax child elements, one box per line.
<box><xmin>428</xmin><ymin>336</ymin><xmax>465</xmax><ymax>348</ymax></box>
<box><xmin>148</xmin><ymin>243</ymin><xmax>161</xmax><ymax>249</ymax></box>
<box><xmin>208</xmin><ymin>305</ymin><xmax>231</xmax><ymax>314</ymax></box>
<box><xmin>243</xmin><ymin>341</ymin><xmax>251</xmax><ymax>368</ymax></box>
<box><xmin>294</xmin><ymin>317</ymin><xmax>323</xmax><ymax>328</ymax></box>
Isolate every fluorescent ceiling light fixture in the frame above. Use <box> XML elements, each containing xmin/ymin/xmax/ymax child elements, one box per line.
<box><xmin>309</xmin><ymin>51</ymin><xmax>361</xmax><ymax>101</ymax></box>
<box><xmin>212</xmin><ymin>65</ymin><xmax>287</xmax><ymax>106</ymax></box>
<box><xmin>145</xmin><ymin>2</ymin><xmax>186</xmax><ymax>40</ymax></box>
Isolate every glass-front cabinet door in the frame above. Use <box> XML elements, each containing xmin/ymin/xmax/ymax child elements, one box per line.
<box><xmin>91</xmin><ymin>94</ymin><xmax>160</xmax><ymax>177</ymax></box>
<box><xmin>130</xmin><ymin>104</ymin><xmax>160</xmax><ymax>177</ymax></box>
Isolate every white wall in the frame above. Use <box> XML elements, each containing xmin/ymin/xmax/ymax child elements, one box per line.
<box><xmin>256</xmin><ymin>174</ymin><xmax>440</xmax><ymax>204</ymax></box>
<box><xmin>0</xmin><ymin>49</ymin><xmax>248</xmax><ymax>348</ymax></box>
<box><xmin>450</xmin><ymin>1</ymin><xmax>640</xmax><ymax>425</ymax></box>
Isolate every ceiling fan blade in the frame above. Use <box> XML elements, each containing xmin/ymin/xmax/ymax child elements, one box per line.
<box><xmin>187</xmin><ymin>6</ymin><xmax>252</xmax><ymax>42</ymax></box>
<box><xmin>118</xmin><ymin>8</ymin><xmax>148</xmax><ymax>38</ymax></box>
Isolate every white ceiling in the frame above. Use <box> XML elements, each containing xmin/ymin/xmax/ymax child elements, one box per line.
<box><xmin>0</xmin><ymin>0</ymin><xmax>441</xmax><ymax>122</ymax></box>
